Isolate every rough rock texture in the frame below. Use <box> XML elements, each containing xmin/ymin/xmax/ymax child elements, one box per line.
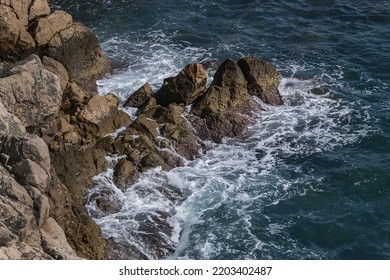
<box><xmin>76</xmin><ymin>93</ymin><xmax>131</xmax><ymax>139</ymax></box>
<box><xmin>237</xmin><ymin>56</ymin><xmax>283</xmax><ymax>105</ymax></box>
<box><xmin>44</xmin><ymin>22</ymin><xmax>111</xmax><ymax>91</ymax></box>
<box><xmin>0</xmin><ymin>102</ymin><xmax>26</xmax><ymax>135</ymax></box>
<box><xmin>0</xmin><ymin>3</ymin><xmax>36</xmax><ymax>61</ymax></box>
<box><xmin>0</xmin><ymin>135</ymin><xmax>78</xmax><ymax>260</ymax></box>
<box><xmin>190</xmin><ymin>59</ymin><xmax>257</xmax><ymax>143</ymax></box>
<box><xmin>0</xmin><ymin>55</ymin><xmax>63</xmax><ymax>129</ymax></box>
<box><xmin>0</xmin><ymin>0</ymin><xmax>114</xmax><ymax>260</ymax></box>
<box><xmin>33</xmin><ymin>10</ymin><xmax>73</xmax><ymax>47</ymax></box>
<box><xmin>154</xmin><ymin>63</ymin><xmax>207</xmax><ymax>107</ymax></box>
<box><xmin>42</xmin><ymin>56</ymin><xmax>69</xmax><ymax>92</ymax></box>
<box><xmin>125</xmin><ymin>83</ymin><xmax>153</xmax><ymax>108</ymax></box>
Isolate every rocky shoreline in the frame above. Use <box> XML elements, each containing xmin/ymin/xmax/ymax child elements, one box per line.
<box><xmin>0</xmin><ymin>0</ymin><xmax>282</xmax><ymax>259</ymax></box>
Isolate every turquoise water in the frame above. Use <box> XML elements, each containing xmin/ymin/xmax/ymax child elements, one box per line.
<box><xmin>53</xmin><ymin>0</ymin><xmax>390</xmax><ymax>259</ymax></box>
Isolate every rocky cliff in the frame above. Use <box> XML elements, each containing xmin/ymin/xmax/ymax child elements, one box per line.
<box><xmin>0</xmin><ymin>0</ymin><xmax>283</xmax><ymax>259</ymax></box>
<box><xmin>0</xmin><ymin>0</ymin><xmax>113</xmax><ymax>259</ymax></box>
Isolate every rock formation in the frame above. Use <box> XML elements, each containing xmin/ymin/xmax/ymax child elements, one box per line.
<box><xmin>0</xmin><ymin>0</ymin><xmax>113</xmax><ymax>259</ymax></box>
<box><xmin>0</xmin><ymin>0</ymin><xmax>284</xmax><ymax>260</ymax></box>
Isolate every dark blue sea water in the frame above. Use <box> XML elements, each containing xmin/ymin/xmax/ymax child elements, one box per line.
<box><xmin>52</xmin><ymin>0</ymin><xmax>390</xmax><ymax>259</ymax></box>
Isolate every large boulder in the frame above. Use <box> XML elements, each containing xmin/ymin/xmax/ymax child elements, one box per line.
<box><xmin>154</xmin><ymin>63</ymin><xmax>207</xmax><ymax>107</ymax></box>
<box><xmin>0</xmin><ymin>55</ymin><xmax>62</xmax><ymax>129</ymax></box>
<box><xmin>33</xmin><ymin>10</ymin><xmax>73</xmax><ymax>47</ymax></box>
<box><xmin>28</xmin><ymin>0</ymin><xmax>50</xmax><ymax>21</ymax></box>
<box><xmin>44</xmin><ymin>22</ymin><xmax>111</xmax><ymax>91</ymax></box>
<box><xmin>125</xmin><ymin>83</ymin><xmax>153</xmax><ymax>108</ymax></box>
<box><xmin>237</xmin><ymin>56</ymin><xmax>283</xmax><ymax>105</ymax></box>
<box><xmin>42</xmin><ymin>56</ymin><xmax>69</xmax><ymax>92</ymax></box>
<box><xmin>192</xmin><ymin>59</ymin><xmax>256</xmax><ymax>116</ymax></box>
<box><xmin>190</xmin><ymin>59</ymin><xmax>257</xmax><ymax>143</ymax></box>
<box><xmin>0</xmin><ymin>4</ymin><xmax>35</xmax><ymax>61</ymax></box>
<box><xmin>76</xmin><ymin>93</ymin><xmax>131</xmax><ymax>139</ymax></box>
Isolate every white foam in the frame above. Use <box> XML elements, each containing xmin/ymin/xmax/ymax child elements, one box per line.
<box><xmin>88</xmin><ymin>43</ymin><xmax>376</xmax><ymax>258</ymax></box>
<box><xmin>97</xmin><ymin>31</ymin><xmax>213</xmax><ymax>103</ymax></box>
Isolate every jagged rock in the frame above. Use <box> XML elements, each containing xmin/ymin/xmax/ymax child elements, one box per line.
<box><xmin>0</xmin><ymin>4</ymin><xmax>35</xmax><ymax>60</ymax></box>
<box><xmin>54</xmin><ymin>116</ymin><xmax>81</xmax><ymax>144</ymax></box>
<box><xmin>0</xmin><ymin>55</ymin><xmax>62</xmax><ymax>128</ymax></box>
<box><xmin>76</xmin><ymin>93</ymin><xmax>131</xmax><ymax>138</ymax></box>
<box><xmin>45</xmin><ymin>22</ymin><xmax>111</xmax><ymax>91</ymax></box>
<box><xmin>4</xmin><ymin>0</ymin><xmax>31</xmax><ymax>27</ymax></box>
<box><xmin>61</xmin><ymin>82</ymin><xmax>90</xmax><ymax>113</ymax></box>
<box><xmin>0</xmin><ymin>101</ymin><xmax>26</xmax><ymax>135</ymax></box>
<box><xmin>25</xmin><ymin>187</ymin><xmax>50</xmax><ymax>228</ymax></box>
<box><xmin>33</xmin><ymin>10</ymin><xmax>73</xmax><ymax>47</ymax></box>
<box><xmin>125</xmin><ymin>83</ymin><xmax>153</xmax><ymax>108</ymax></box>
<box><xmin>237</xmin><ymin>56</ymin><xmax>283</xmax><ymax>105</ymax></box>
<box><xmin>189</xmin><ymin>59</ymin><xmax>257</xmax><ymax>143</ymax></box>
<box><xmin>11</xmin><ymin>159</ymin><xmax>49</xmax><ymax>193</ymax></box>
<box><xmin>40</xmin><ymin>217</ymin><xmax>79</xmax><ymax>260</ymax></box>
<box><xmin>113</xmin><ymin>158</ymin><xmax>135</xmax><ymax>189</ymax></box>
<box><xmin>0</xmin><ymin>164</ymin><xmax>77</xmax><ymax>260</ymax></box>
<box><xmin>132</xmin><ymin>115</ymin><xmax>159</xmax><ymax>140</ymax></box>
<box><xmin>154</xmin><ymin>63</ymin><xmax>207</xmax><ymax>107</ymax></box>
<box><xmin>0</xmin><ymin>134</ymin><xmax>51</xmax><ymax>174</ymax></box>
<box><xmin>154</xmin><ymin>104</ymin><xmax>200</xmax><ymax>160</ymax></box>
<box><xmin>28</xmin><ymin>0</ymin><xmax>51</xmax><ymax>22</ymax></box>
<box><xmin>42</xmin><ymin>56</ymin><xmax>69</xmax><ymax>92</ymax></box>
<box><xmin>50</xmin><ymin>142</ymin><xmax>108</xmax><ymax>259</ymax></box>
<box><xmin>192</xmin><ymin>60</ymin><xmax>256</xmax><ymax>117</ymax></box>
<box><xmin>0</xmin><ymin>166</ymin><xmax>49</xmax><ymax>260</ymax></box>
<box><xmin>138</xmin><ymin>97</ymin><xmax>158</xmax><ymax>118</ymax></box>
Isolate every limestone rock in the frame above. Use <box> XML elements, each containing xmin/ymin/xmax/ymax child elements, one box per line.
<box><xmin>6</xmin><ymin>0</ymin><xmax>31</xmax><ymax>27</ymax></box>
<box><xmin>50</xmin><ymin>143</ymin><xmax>108</xmax><ymax>259</ymax></box>
<box><xmin>0</xmin><ymin>134</ymin><xmax>51</xmax><ymax>174</ymax></box>
<box><xmin>154</xmin><ymin>104</ymin><xmax>200</xmax><ymax>160</ymax></box>
<box><xmin>0</xmin><ymin>5</ymin><xmax>22</xmax><ymax>59</ymax></box>
<box><xmin>154</xmin><ymin>63</ymin><xmax>207</xmax><ymax>107</ymax></box>
<box><xmin>0</xmin><ymin>3</ymin><xmax>36</xmax><ymax>60</ymax></box>
<box><xmin>192</xmin><ymin>59</ymin><xmax>256</xmax><ymax>117</ymax></box>
<box><xmin>15</xmin><ymin>24</ymin><xmax>36</xmax><ymax>58</ymax></box>
<box><xmin>132</xmin><ymin>115</ymin><xmax>159</xmax><ymax>140</ymax></box>
<box><xmin>33</xmin><ymin>11</ymin><xmax>73</xmax><ymax>47</ymax></box>
<box><xmin>28</xmin><ymin>0</ymin><xmax>50</xmax><ymax>21</ymax></box>
<box><xmin>40</xmin><ymin>217</ymin><xmax>79</xmax><ymax>260</ymax></box>
<box><xmin>45</xmin><ymin>23</ymin><xmax>111</xmax><ymax>91</ymax></box>
<box><xmin>125</xmin><ymin>83</ymin><xmax>153</xmax><ymax>108</ymax></box>
<box><xmin>11</xmin><ymin>159</ymin><xmax>49</xmax><ymax>193</ymax></box>
<box><xmin>0</xmin><ymin>101</ymin><xmax>26</xmax><ymax>135</ymax></box>
<box><xmin>237</xmin><ymin>56</ymin><xmax>283</xmax><ymax>105</ymax></box>
<box><xmin>25</xmin><ymin>187</ymin><xmax>50</xmax><ymax>228</ymax></box>
<box><xmin>0</xmin><ymin>55</ymin><xmax>62</xmax><ymax>128</ymax></box>
<box><xmin>138</xmin><ymin>97</ymin><xmax>158</xmax><ymax>118</ymax></box>
<box><xmin>76</xmin><ymin>93</ymin><xmax>131</xmax><ymax>138</ymax></box>
<box><xmin>42</xmin><ymin>56</ymin><xmax>69</xmax><ymax>92</ymax></box>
